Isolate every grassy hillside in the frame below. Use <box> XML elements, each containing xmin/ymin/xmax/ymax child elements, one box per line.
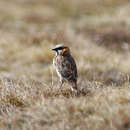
<box><xmin>0</xmin><ymin>0</ymin><xmax>130</xmax><ymax>129</ymax></box>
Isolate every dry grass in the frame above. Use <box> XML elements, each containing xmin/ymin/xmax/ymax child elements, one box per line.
<box><xmin>0</xmin><ymin>0</ymin><xmax>130</xmax><ymax>129</ymax></box>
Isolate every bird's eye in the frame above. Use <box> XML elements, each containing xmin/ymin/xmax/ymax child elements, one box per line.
<box><xmin>57</xmin><ymin>47</ymin><xmax>63</xmax><ymax>50</ymax></box>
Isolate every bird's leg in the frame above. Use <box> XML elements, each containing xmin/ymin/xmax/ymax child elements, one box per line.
<box><xmin>58</xmin><ymin>78</ymin><xmax>64</xmax><ymax>89</ymax></box>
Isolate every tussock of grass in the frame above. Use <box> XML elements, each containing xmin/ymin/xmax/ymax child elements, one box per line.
<box><xmin>0</xmin><ymin>95</ymin><xmax>25</xmax><ymax>107</ymax></box>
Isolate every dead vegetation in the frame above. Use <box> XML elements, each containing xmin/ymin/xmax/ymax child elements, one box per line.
<box><xmin>0</xmin><ymin>0</ymin><xmax>130</xmax><ymax>130</ymax></box>
<box><xmin>79</xmin><ymin>27</ymin><xmax>130</xmax><ymax>52</ymax></box>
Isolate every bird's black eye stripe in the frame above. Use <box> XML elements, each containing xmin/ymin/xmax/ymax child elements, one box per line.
<box><xmin>56</xmin><ymin>47</ymin><xmax>63</xmax><ymax>50</ymax></box>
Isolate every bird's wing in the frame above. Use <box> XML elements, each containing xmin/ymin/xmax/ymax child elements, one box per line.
<box><xmin>59</xmin><ymin>56</ymin><xmax>78</xmax><ymax>82</ymax></box>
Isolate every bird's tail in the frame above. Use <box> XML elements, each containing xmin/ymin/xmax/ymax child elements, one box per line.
<box><xmin>71</xmin><ymin>82</ymin><xmax>78</xmax><ymax>91</ymax></box>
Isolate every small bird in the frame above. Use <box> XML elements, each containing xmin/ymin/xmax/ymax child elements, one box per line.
<box><xmin>52</xmin><ymin>45</ymin><xmax>78</xmax><ymax>91</ymax></box>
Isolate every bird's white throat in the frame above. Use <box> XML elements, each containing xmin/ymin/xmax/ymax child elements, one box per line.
<box><xmin>56</xmin><ymin>50</ymin><xmax>62</xmax><ymax>56</ymax></box>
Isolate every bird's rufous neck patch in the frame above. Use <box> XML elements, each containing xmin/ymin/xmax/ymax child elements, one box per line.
<box><xmin>62</xmin><ymin>47</ymin><xmax>69</xmax><ymax>55</ymax></box>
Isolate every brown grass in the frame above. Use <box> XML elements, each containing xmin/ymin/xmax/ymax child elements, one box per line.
<box><xmin>0</xmin><ymin>0</ymin><xmax>130</xmax><ymax>129</ymax></box>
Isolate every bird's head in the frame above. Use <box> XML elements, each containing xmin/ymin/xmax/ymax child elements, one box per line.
<box><xmin>52</xmin><ymin>45</ymin><xmax>70</xmax><ymax>56</ymax></box>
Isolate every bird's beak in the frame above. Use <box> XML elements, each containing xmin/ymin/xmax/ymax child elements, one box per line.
<box><xmin>52</xmin><ymin>48</ymin><xmax>57</xmax><ymax>51</ymax></box>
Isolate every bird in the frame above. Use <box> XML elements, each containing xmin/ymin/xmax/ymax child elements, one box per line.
<box><xmin>52</xmin><ymin>45</ymin><xmax>78</xmax><ymax>91</ymax></box>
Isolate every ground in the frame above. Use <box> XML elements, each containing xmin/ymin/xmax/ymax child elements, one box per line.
<box><xmin>0</xmin><ymin>0</ymin><xmax>130</xmax><ymax>130</ymax></box>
